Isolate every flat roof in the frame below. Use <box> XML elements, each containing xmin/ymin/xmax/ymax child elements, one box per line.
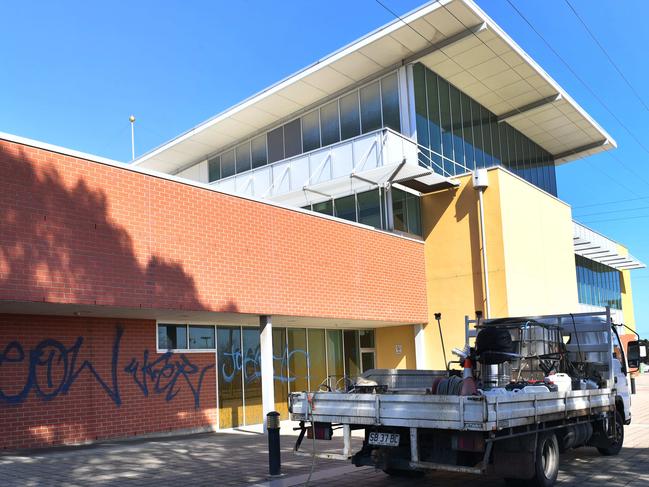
<box><xmin>133</xmin><ymin>0</ymin><xmax>616</xmax><ymax>174</ymax></box>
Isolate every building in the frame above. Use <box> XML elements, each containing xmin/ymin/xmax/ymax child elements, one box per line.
<box><xmin>0</xmin><ymin>0</ymin><xmax>643</xmax><ymax>450</ymax></box>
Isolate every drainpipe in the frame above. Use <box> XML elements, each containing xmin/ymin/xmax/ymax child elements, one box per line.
<box><xmin>473</xmin><ymin>169</ymin><xmax>491</xmax><ymax>318</ymax></box>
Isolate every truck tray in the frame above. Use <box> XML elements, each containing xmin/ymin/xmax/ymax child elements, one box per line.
<box><xmin>289</xmin><ymin>389</ymin><xmax>614</xmax><ymax>431</ymax></box>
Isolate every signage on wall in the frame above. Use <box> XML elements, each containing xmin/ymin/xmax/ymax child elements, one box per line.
<box><xmin>395</xmin><ymin>344</ymin><xmax>403</xmax><ymax>355</ymax></box>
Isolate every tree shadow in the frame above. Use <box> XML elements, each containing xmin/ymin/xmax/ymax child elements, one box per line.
<box><xmin>0</xmin><ymin>144</ymin><xmax>207</xmax><ymax>311</ymax></box>
<box><xmin>0</xmin><ymin>142</ymin><xmax>247</xmax><ymax>449</ymax></box>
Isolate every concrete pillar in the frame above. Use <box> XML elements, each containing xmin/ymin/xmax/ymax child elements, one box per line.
<box><xmin>414</xmin><ymin>323</ymin><xmax>427</xmax><ymax>370</ymax></box>
<box><xmin>260</xmin><ymin>315</ymin><xmax>275</xmax><ymax>430</ymax></box>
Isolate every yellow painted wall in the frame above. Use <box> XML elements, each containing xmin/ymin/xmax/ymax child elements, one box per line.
<box><xmin>420</xmin><ymin>168</ymin><xmax>579</xmax><ymax>369</ymax></box>
<box><xmin>376</xmin><ymin>325</ymin><xmax>416</xmax><ymax>369</ymax></box>
<box><xmin>420</xmin><ymin>169</ymin><xmax>508</xmax><ymax>369</ymax></box>
<box><xmin>497</xmin><ymin>170</ymin><xmax>578</xmax><ymax>316</ymax></box>
<box><xmin>617</xmin><ymin>244</ymin><xmax>637</xmax><ymax>331</ymax></box>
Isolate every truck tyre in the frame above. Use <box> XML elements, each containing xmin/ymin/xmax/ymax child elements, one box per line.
<box><xmin>597</xmin><ymin>412</ymin><xmax>624</xmax><ymax>456</ymax></box>
<box><xmin>530</xmin><ymin>432</ymin><xmax>560</xmax><ymax>487</ymax></box>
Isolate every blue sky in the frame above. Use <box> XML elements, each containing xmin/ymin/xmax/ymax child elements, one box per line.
<box><xmin>2</xmin><ymin>1</ymin><xmax>648</xmax><ymax>335</ymax></box>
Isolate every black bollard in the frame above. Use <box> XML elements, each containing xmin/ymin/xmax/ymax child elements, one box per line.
<box><xmin>631</xmin><ymin>376</ymin><xmax>637</xmax><ymax>395</ymax></box>
<box><xmin>267</xmin><ymin>411</ymin><xmax>281</xmax><ymax>477</ymax></box>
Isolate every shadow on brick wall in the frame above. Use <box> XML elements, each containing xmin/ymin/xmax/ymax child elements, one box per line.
<box><xmin>0</xmin><ymin>144</ymin><xmax>207</xmax><ymax>311</ymax></box>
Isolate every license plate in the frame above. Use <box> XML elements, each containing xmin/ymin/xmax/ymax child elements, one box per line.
<box><xmin>368</xmin><ymin>432</ymin><xmax>400</xmax><ymax>447</ymax></box>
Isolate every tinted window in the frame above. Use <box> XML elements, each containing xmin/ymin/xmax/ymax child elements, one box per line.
<box><xmin>189</xmin><ymin>325</ymin><xmax>215</xmax><ymax>349</ymax></box>
<box><xmin>235</xmin><ymin>142</ymin><xmax>251</xmax><ymax>174</ymax></box>
<box><xmin>381</xmin><ymin>73</ymin><xmax>400</xmax><ymax>132</ymax></box>
<box><xmin>357</xmin><ymin>190</ymin><xmax>382</xmax><ymax>228</ymax></box>
<box><xmin>360</xmin><ymin>81</ymin><xmax>382</xmax><ymax>133</ymax></box>
<box><xmin>267</xmin><ymin>126</ymin><xmax>285</xmax><ymax>163</ymax></box>
<box><xmin>251</xmin><ymin>135</ymin><xmax>267</xmax><ymax>168</ymax></box>
<box><xmin>302</xmin><ymin>110</ymin><xmax>321</xmax><ymax>152</ymax></box>
<box><xmin>208</xmin><ymin>156</ymin><xmax>220</xmax><ymax>182</ymax></box>
<box><xmin>313</xmin><ymin>199</ymin><xmax>333</xmax><ymax>216</ymax></box>
<box><xmin>284</xmin><ymin>119</ymin><xmax>302</xmax><ymax>158</ymax></box>
<box><xmin>158</xmin><ymin>324</ymin><xmax>187</xmax><ymax>350</ymax></box>
<box><xmin>334</xmin><ymin>194</ymin><xmax>356</xmax><ymax>222</ymax></box>
<box><xmin>221</xmin><ymin>150</ymin><xmax>236</xmax><ymax>178</ymax></box>
<box><xmin>320</xmin><ymin>100</ymin><xmax>340</xmax><ymax>147</ymax></box>
<box><xmin>340</xmin><ymin>91</ymin><xmax>360</xmax><ymax>140</ymax></box>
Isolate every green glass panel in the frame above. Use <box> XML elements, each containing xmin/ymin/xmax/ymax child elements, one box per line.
<box><xmin>334</xmin><ymin>194</ymin><xmax>356</xmax><ymax>222</ymax></box>
<box><xmin>381</xmin><ymin>72</ymin><xmax>400</xmax><ymax>132</ymax></box>
<box><xmin>208</xmin><ymin>156</ymin><xmax>220</xmax><ymax>182</ymax></box>
<box><xmin>217</xmin><ymin>327</ymin><xmax>243</xmax><ymax>428</ymax></box>
<box><xmin>326</xmin><ymin>330</ymin><xmax>344</xmax><ymax>382</ymax></box>
<box><xmin>340</xmin><ymin>91</ymin><xmax>360</xmax><ymax>140</ymax></box>
<box><xmin>357</xmin><ymin>190</ymin><xmax>381</xmax><ymax>228</ymax></box>
<box><xmin>272</xmin><ymin>327</ymin><xmax>289</xmax><ymax>419</ymax></box>
<box><xmin>307</xmin><ymin>329</ymin><xmax>327</xmax><ymax>390</ymax></box>
<box><xmin>360</xmin><ymin>81</ymin><xmax>382</xmax><ymax>133</ymax></box>
<box><xmin>320</xmin><ymin>100</ymin><xmax>340</xmax><ymax>147</ymax></box>
<box><xmin>313</xmin><ymin>200</ymin><xmax>333</xmax><ymax>216</ymax></box>
<box><xmin>287</xmin><ymin>329</ymin><xmax>308</xmax><ymax>393</ymax></box>
<box><xmin>302</xmin><ymin>110</ymin><xmax>321</xmax><ymax>152</ymax></box>
<box><xmin>343</xmin><ymin>330</ymin><xmax>361</xmax><ymax>378</ymax></box>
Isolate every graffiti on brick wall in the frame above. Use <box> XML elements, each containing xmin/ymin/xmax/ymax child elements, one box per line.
<box><xmin>0</xmin><ymin>326</ymin><xmax>214</xmax><ymax>409</ymax></box>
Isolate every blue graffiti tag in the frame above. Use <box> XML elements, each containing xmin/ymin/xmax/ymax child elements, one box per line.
<box><xmin>219</xmin><ymin>342</ymin><xmax>309</xmax><ymax>384</ymax></box>
<box><xmin>0</xmin><ymin>327</ymin><xmax>214</xmax><ymax>409</ymax></box>
<box><xmin>0</xmin><ymin>328</ymin><xmax>122</xmax><ymax>406</ymax></box>
<box><xmin>124</xmin><ymin>350</ymin><xmax>214</xmax><ymax>408</ymax></box>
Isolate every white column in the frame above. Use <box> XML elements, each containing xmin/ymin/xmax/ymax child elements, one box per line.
<box><xmin>260</xmin><ymin>315</ymin><xmax>275</xmax><ymax>430</ymax></box>
<box><xmin>414</xmin><ymin>323</ymin><xmax>427</xmax><ymax>370</ymax></box>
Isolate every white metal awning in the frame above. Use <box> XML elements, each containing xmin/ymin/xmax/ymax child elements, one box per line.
<box><xmin>133</xmin><ymin>0</ymin><xmax>615</xmax><ymax>174</ymax></box>
<box><xmin>573</xmin><ymin>221</ymin><xmax>645</xmax><ymax>270</ymax></box>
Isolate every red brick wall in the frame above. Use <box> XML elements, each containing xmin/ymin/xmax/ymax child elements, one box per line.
<box><xmin>0</xmin><ymin>314</ymin><xmax>217</xmax><ymax>450</ymax></box>
<box><xmin>0</xmin><ymin>138</ymin><xmax>427</xmax><ymax>323</ymax></box>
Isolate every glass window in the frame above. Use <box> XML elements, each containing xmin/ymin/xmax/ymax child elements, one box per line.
<box><xmin>313</xmin><ymin>199</ymin><xmax>333</xmax><ymax>216</ymax></box>
<box><xmin>461</xmin><ymin>94</ymin><xmax>475</xmax><ymax>171</ymax></box>
<box><xmin>361</xmin><ymin>352</ymin><xmax>375</xmax><ymax>373</ymax></box>
<box><xmin>340</xmin><ymin>91</ymin><xmax>360</xmax><ymax>140</ymax></box>
<box><xmin>381</xmin><ymin>73</ymin><xmax>400</xmax><ymax>132</ymax></box>
<box><xmin>208</xmin><ymin>156</ymin><xmax>220</xmax><ymax>182</ymax></box>
<box><xmin>334</xmin><ymin>194</ymin><xmax>356</xmax><ymax>223</ymax></box>
<box><xmin>392</xmin><ymin>188</ymin><xmax>421</xmax><ymax>236</ymax></box>
<box><xmin>158</xmin><ymin>324</ymin><xmax>187</xmax><ymax>350</ymax></box>
<box><xmin>267</xmin><ymin>126</ymin><xmax>285</xmax><ymax>163</ymax></box>
<box><xmin>320</xmin><ymin>100</ymin><xmax>340</xmax><ymax>147</ymax></box>
<box><xmin>242</xmin><ymin>328</ymin><xmax>262</xmax><ymax>425</ymax></box>
<box><xmin>189</xmin><ymin>325</ymin><xmax>215</xmax><ymax>349</ymax></box>
<box><xmin>307</xmin><ymin>329</ymin><xmax>327</xmax><ymax>390</ymax></box>
<box><xmin>287</xmin><ymin>329</ymin><xmax>308</xmax><ymax>393</ymax></box>
<box><xmin>217</xmin><ymin>327</ymin><xmax>243</xmax><ymax>428</ymax></box>
<box><xmin>221</xmin><ymin>149</ymin><xmax>236</xmax><ymax>178</ymax></box>
<box><xmin>357</xmin><ymin>190</ymin><xmax>382</xmax><ymax>228</ymax></box>
<box><xmin>343</xmin><ymin>330</ymin><xmax>361</xmax><ymax>378</ymax></box>
<box><xmin>327</xmin><ymin>330</ymin><xmax>344</xmax><ymax>380</ymax></box>
<box><xmin>414</xmin><ymin>64</ymin><xmax>430</xmax><ymax>167</ymax></box>
<box><xmin>360</xmin><ymin>81</ymin><xmax>382</xmax><ymax>133</ymax></box>
<box><xmin>450</xmin><ymin>85</ymin><xmax>465</xmax><ymax>174</ymax></box>
<box><xmin>301</xmin><ymin>110</ymin><xmax>321</xmax><ymax>152</ymax></box>
<box><xmin>359</xmin><ymin>330</ymin><xmax>375</xmax><ymax>348</ymax></box>
<box><xmin>284</xmin><ymin>119</ymin><xmax>302</xmax><ymax>158</ymax></box>
<box><xmin>426</xmin><ymin>71</ymin><xmax>443</xmax><ymax>170</ymax></box>
<box><xmin>438</xmin><ymin>77</ymin><xmax>454</xmax><ymax>174</ymax></box>
<box><xmin>481</xmin><ymin>105</ymin><xmax>493</xmax><ymax>167</ymax></box>
<box><xmin>251</xmin><ymin>135</ymin><xmax>267</xmax><ymax>169</ymax></box>
<box><xmin>235</xmin><ymin>142</ymin><xmax>251</xmax><ymax>174</ymax></box>
<box><xmin>272</xmin><ymin>327</ymin><xmax>289</xmax><ymax>419</ymax></box>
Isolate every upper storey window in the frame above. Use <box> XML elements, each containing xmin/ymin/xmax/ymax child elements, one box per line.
<box><xmin>413</xmin><ymin>63</ymin><xmax>557</xmax><ymax>196</ymax></box>
<box><xmin>207</xmin><ymin>72</ymin><xmax>401</xmax><ymax>183</ymax></box>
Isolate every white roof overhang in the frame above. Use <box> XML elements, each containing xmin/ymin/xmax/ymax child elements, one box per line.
<box><xmin>133</xmin><ymin>0</ymin><xmax>615</xmax><ymax>174</ymax></box>
<box><xmin>573</xmin><ymin>221</ymin><xmax>645</xmax><ymax>271</ymax></box>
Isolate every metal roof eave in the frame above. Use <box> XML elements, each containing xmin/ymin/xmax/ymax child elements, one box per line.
<box><xmin>133</xmin><ymin>0</ymin><xmax>616</xmax><ymax>174</ymax></box>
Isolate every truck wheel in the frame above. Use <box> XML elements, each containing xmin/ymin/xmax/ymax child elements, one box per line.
<box><xmin>382</xmin><ymin>468</ymin><xmax>425</xmax><ymax>478</ymax></box>
<box><xmin>529</xmin><ymin>433</ymin><xmax>560</xmax><ymax>487</ymax></box>
<box><xmin>597</xmin><ymin>412</ymin><xmax>624</xmax><ymax>456</ymax></box>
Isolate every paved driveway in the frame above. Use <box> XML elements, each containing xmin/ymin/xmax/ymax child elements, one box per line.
<box><xmin>2</xmin><ymin>376</ymin><xmax>649</xmax><ymax>487</ymax></box>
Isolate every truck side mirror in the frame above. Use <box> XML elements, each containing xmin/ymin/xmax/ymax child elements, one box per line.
<box><xmin>627</xmin><ymin>340</ymin><xmax>649</xmax><ymax>369</ymax></box>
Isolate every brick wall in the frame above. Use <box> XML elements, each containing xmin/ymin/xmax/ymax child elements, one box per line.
<box><xmin>0</xmin><ymin>138</ymin><xmax>427</xmax><ymax>323</ymax></box>
<box><xmin>0</xmin><ymin>314</ymin><xmax>217</xmax><ymax>450</ymax></box>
